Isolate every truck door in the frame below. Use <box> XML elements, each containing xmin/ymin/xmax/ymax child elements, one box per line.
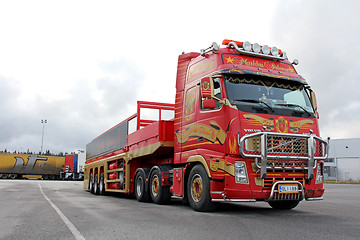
<box><xmin>197</xmin><ymin>77</ymin><xmax>227</xmax><ymax>154</ymax></box>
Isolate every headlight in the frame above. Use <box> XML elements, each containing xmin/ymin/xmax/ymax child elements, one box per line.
<box><xmin>235</xmin><ymin>161</ymin><xmax>248</xmax><ymax>183</ymax></box>
<box><xmin>316</xmin><ymin>163</ymin><xmax>323</xmax><ymax>183</ymax></box>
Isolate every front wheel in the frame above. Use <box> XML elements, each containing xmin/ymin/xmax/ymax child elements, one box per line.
<box><xmin>187</xmin><ymin>165</ymin><xmax>216</xmax><ymax>212</ymax></box>
<box><xmin>268</xmin><ymin>200</ymin><xmax>300</xmax><ymax>210</ymax></box>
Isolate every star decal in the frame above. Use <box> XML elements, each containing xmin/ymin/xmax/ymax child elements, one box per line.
<box><xmin>225</xmin><ymin>56</ymin><xmax>234</xmax><ymax>64</ymax></box>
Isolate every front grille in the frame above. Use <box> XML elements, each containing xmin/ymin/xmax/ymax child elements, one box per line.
<box><xmin>245</xmin><ymin>136</ymin><xmax>308</xmax><ymax>157</ymax></box>
<box><xmin>240</xmin><ymin>132</ymin><xmax>327</xmax><ymax>160</ymax></box>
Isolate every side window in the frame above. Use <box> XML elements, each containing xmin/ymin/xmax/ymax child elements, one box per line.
<box><xmin>201</xmin><ymin>78</ymin><xmax>222</xmax><ymax>110</ymax></box>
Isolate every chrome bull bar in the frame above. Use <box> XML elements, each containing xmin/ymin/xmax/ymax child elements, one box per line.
<box><xmin>239</xmin><ymin>132</ymin><xmax>328</xmax><ymax>179</ymax></box>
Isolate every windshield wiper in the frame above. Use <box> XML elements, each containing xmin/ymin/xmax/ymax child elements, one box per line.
<box><xmin>275</xmin><ymin>103</ymin><xmax>312</xmax><ymax>116</ymax></box>
<box><xmin>234</xmin><ymin>99</ymin><xmax>274</xmax><ymax>112</ymax></box>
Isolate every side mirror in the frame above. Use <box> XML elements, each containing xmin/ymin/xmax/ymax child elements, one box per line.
<box><xmin>201</xmin><ymin>77</ymin><xmax>214</xmax><ymax>99</ymax></box>
<box><xmin>308</xmin><ymin>88</ymin><xmax>319</xmax><ymax>118</ymax></box>
<box><xmin>202</xmin><ymin>99</ymin><xmax>216</xmax><ymax>109</ymax></box>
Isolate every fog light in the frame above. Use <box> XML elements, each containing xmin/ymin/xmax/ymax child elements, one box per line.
<box><xmin>252</xmin><ymin>43</ymin><xmax>261</xmax><ymax>53</ymax></box>
<box><xmin>261</xmin><ymin>45</ymin><xmax>270</xmax><ymax>55</ymax></box>
<box><xmin>270</xmin><ymin>46</ymin><xmax>279</xmax><ymax>56</ymax></box>
<box><xmin>316</xmin><ymin>163</ymin><xmax>323</xmax><ymax>183</ymax></box>
<box><xmin>243</xmin><ymin>41</ymin><xmax>251</xmax><ymax>51</ymax></box>
<box><xmin>235</xmin><ymin>161</ymin><xmax>248</xmax><ymax>183</ymax></box>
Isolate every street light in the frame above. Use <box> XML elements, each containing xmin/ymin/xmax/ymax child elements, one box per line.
<box><xmin>40</xmin><ymin>119</ymin><xmax>47</xmax><ymax>154</ymax></box>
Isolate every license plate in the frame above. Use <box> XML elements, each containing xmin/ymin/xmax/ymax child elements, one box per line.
<box><xmin>278</xmin><ymin>184</ymin><xmax>298</xmax><ymax>194</ymax></box>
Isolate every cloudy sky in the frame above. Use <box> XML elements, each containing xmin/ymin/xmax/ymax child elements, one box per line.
<box><xmin>1</xmin><ymin>0</ymin><xmax>359</xmax><ymax>154</ymax></box>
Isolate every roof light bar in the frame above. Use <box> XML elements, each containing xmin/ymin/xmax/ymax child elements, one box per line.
<box><xmin>222</xmin><ymin>39</ymin><xmax>287</xmax><ymax>60</ymax></box>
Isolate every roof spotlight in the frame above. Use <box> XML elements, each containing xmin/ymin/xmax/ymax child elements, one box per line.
<box><xmin>243</xmin><ymin>41</ymin><xmax>251</xmax><ymax>51</ymax></box>
<box><xmin>262</xmin><ymin>45</ymin><xmax>270</xmax><ymax>55</ymax></box>
<box><xmin>270</xmin><ymin>46</ymin><xmax>279</xmax><ymax>56</ymax></box>
<box><xmin>252</xmin><ymin>43</ymin><xmax>261</xmax><ymax>53</ymax></box>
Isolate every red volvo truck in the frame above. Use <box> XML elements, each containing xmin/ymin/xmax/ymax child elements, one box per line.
<box><xmin>84</xmin><ymin>39</ymin><xmax>328</xmax><ymax>211</ymax></box>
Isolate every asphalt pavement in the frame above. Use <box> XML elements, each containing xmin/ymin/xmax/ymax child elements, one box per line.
<box><xmin>0</xmin><ymin>180</ymin><xmax>359</xmax><ymax>240</ymax></box>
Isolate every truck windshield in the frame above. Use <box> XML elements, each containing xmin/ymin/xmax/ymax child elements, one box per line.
<box><xmin>223</xmin><ymin>75</ymin><xmax>315</xmax><ymax>118</ymax></box>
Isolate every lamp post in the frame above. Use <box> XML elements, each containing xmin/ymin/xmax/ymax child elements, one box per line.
<box><xmin>40</xmin><ymin>119</ymin><xmax>47</xmax><ymax>154</ymax></box>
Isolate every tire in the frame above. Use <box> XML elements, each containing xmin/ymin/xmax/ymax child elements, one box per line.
<box><xmin>134</xmin><ymin>170</ymin><xmax>150</xmax><ymax>202</ymax></box>
<box><xmin>42</xmin><ymin>174</ymin><xmax>49</xmax><ymax>180</ymax></box>
<box><xmin>187</xmin><ymin>165</ymin><xmax>216</xmax><ymax>212</ymax></box>
<box><xmin>94</xmin><ymin>174</ymin><xmax>99</xmax><ymax>195</ymax></box>
<box><xmin>268</xmin><ymin>200</ymin><xmax>300</xmax><ymax>210</ymax></box>
<box><xmin>99</xmin><ymin>172</ymin><xmax>106</xmax><ymax>195</ymax></box>
<box><xmin>49</xmin><ymin>174</ymin><xmax>56</xmax><ymax>180</ymax></box>
<box><xmin>1</xmin><ymin>173</ymin><xmax>8</xmax><ymax>179</ymax></box>
<box><xmin>149</xmin><ymin>168</ymin><xmax>171</xmax><ymax>205</ymax></box>
<box><xmin>89</xmin><ymin>173</ymin><xmax>94</xmax><ymax>193</ymax></box>
<box><xmin>10</xmin><ymin>174</ymin><xmax>17</xmax><ymax>179</ymax></box>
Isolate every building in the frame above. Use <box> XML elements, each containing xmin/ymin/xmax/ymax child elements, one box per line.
<box><xmin>325</xmin><ymin>138</ymin><xmax>360</xmax><ymax>181</ymax></box>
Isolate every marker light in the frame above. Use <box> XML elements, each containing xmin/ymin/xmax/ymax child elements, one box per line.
<box><xmin>252</xmin><ymin>43</ymin><xmax>261</xmax><ymax>53</ymax></box>
<box><xmin>222</xmin><ymin>39</ymin><xmax>243</xmax><ymax>47</ymax></box>
<box><xmin>243</xmin><ymin>41</ymin><xmax>251</xmax><ymax>51</ymax></box>
<box><xmin>270</xmin><ymin>46</ymin><xmax>279</xmax><ymax>56</ymax></box>
<box><xmin>261</xmin><ymin>45</ymin><xmax>270</xmax><ymax>55</ymax></box>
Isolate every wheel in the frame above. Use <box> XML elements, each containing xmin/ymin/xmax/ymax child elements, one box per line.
<box><xmin>42</xmin><ymin>174</ymin><xmax>49</xmax><ymax>180</ymax></box>
<box><xmin>149</xmin><ymin>168</ymin><xmax>171</xmax><ymax>204</ymax></box>
<box><xmin>187</xmin><ymin>165</ymin><xmax>216</xmax><ymax>212</ymax></box>
<box><xmin>94</xmin><ymin>174</ymin><xmax>99</xmax><ymax>195</ymax></box>
<box><xmin>1</xmin><ymin>173</ymin><xmax>8</xmax><ymax>179</ymax></box>
<box><xmin>49</xmin><ymin>175</ymin><xmax>56</xmax><ymax>180</ymax></box>
<box><xmin>99</xmin><ymin>172</ymin><xmax>106</xmax><ymax>195</ymax></box>
<box><xmin>268</xmin><ymin>200</ymin><xmax>300</xmax><ymax>210</ymax></box>
<box><xmin>10</xmin><ymin>174</ymin><xmax>17</xmax><ymax>179</ymax></box>
<box><xmin>134</xmin><ymin>170</ymin><xmax>150</xmax><ymax>202</ymax></box>
<box><xmin>89</xmin><ymin>173</ymin><xmax>94</xmax><ymax>193</ymax></box>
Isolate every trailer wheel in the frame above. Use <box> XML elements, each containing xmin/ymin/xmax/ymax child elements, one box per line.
<box><xmin>149</xmin><ymin>169</ymin><xmax>171</xmax><ymax>205</ymax></box>
<box><xmin>187</xmin><ymin>165</ymin><xmax>216</xmax><ymax>212</ymax></box>
<box><xmin>134</xmin><ymin>170</ymin><xmax>150</xmax><ymax>202</ymax></box>
<box><xmin>268</xmin><ymin>200</ymin><xmax>299</xmax><ymax>210</ymax></box>
<box><xmin>10</xmin><ymin>174</ymin><xmax>17</xmax><ymax>179</ymax></box>
<box><xmin>99</xmin><ymin>172</ymin><xmax>106</xmax><ymax>195</ymax></box>
<box><xmin>1</xmin><ymin>173</ymin><xmax>8</xmax><ymax>179</ymax></box>
<box><xmin>94</xmin><ymin>173</ymin><xmax>99</xmax><ymax>195</ymax></box>
<box><xmin>89</xmin><ymin>173</ymin><xmax>94</xmax><ymax>193</ymax></box>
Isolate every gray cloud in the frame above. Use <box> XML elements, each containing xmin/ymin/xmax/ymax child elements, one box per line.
<box><xmin>0</xmin><ymin>58</ymin><xmax>144</xmax><ymax>154</ymax></box>
<box><xmin>272</xmin><ymin>0</ymin><xmax>360</xmax><ymax>138</ymax></box>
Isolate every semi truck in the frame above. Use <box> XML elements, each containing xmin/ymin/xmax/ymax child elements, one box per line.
<box><xmin>84</xmin><ymin>39</ymin><xmax>328</xmax><ymax>211</ymax></box>
<box><xmin>0</xmin><ymin>153</ymin><xmax>65</xmax><ymax>180</ymax></box>
<box><xmin>60</xmin><ymin>153</ymin><xmax>86</xmax><ymax>180</ymax></box>
<box><xmin>0</xmin><ymin>153</ymin><xmax>85</xmax><ymax>180</ymax></box>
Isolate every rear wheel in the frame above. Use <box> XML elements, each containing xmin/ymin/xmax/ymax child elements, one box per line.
<box><xmin>187</xmin><ymin>165</ymin><xmax>216</xmax><ymax>212</ymax></box>
<box><xmin>42</xmin><ymin>174</ymin><xmax>49</xmax><ymax>180</ymax></box>
<box><xmin>268</xmin><ymin>200</ymin><xmax>300</xmax><ymax>210</ymax></box>
<box><xmin>10</xmin><ymin>174</ymin><xmax>17</xmax><ymax>179</ymax></box>
<box><xmin>89</xmin><ymin>173</ymin><xmax>94</xmax><ymax>193</ymax></box>
<box><xmin>149</xmin><ymin>169</ymin><xmax>171</xmax><ymax>204</ymax></box>
<box><xmin>1</xmin><ymin>173</ymin><xmax>8</xmax><ymax>179</ymax></box>
<box><xmin>94</xmin><ymin>174</ymin><xmax>99</xmax><ymax>195</ymax></box>
<box><xmin>134</xmin><ymin>170</ymin><xmax>150</xmax><ymax>202</ymax></box>
<box><xmin>99</xmin><ymin>172</ymin><xmax>106</xmax><ymax>195</ymax></box>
